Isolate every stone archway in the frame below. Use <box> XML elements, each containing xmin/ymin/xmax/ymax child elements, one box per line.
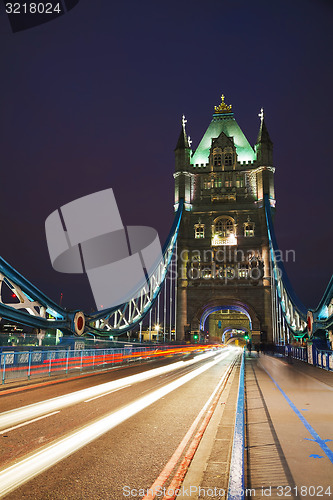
<box><xmin>191</xmin><ymin>297</ymin><xmax>262</xmax><ymax>340</ymax></box>
<box><xmin>222</xmin><ymin>326</ymin><xmax>249</xmax><ymax>343</ymax></box>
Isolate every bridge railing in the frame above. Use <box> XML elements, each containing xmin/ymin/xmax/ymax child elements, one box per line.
<box><xmin>0</xmin><ymin>344</ymin><xmax>199</xmax><ymax>385</ymax></box>
<box><xmin>310</xmin><ymin>346</ymin><xmax>333</xmax><ymax>371</ymax></box>
<box><xmin>275</xmin><ymin>344</ymin><xmax>333</xmax><ymax>370</ymax></box>
<box><xmin>275</xmin><ymin>344</ymin><xmax>307</xmax><ymax>362</ymax></box>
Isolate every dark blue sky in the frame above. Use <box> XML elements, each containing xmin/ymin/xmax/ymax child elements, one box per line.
<box><xmin>0</xmin><ymin>0</ymin><xmax>332</xmax><ymax>312</ymax></box>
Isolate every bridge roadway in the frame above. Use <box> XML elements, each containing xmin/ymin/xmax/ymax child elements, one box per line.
<box><xmin>0</xmin><ymin>346</ymin><xmax>240</xmax><ymax>499</ymax></box>
<box><xmin>0</xmin><ymin>348</ymin><xmax>332</xmax><ymax>499</ymax></box>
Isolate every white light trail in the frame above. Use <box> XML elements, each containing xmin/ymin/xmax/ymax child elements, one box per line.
<box><xmin>0</xmin><ymin>349</ymin><xmax>232</xmax><ymax>498</ymax></box>
<box><xmin>0</xmin><ymin>348</ymin><xmax>230</xmax><ymax>431</ymax></box>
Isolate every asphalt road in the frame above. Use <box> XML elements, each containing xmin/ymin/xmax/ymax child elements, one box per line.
<box><xmin>0</xmin><ymin>346</ymin><xmax>240</xmax><ymax>499</ymax></box>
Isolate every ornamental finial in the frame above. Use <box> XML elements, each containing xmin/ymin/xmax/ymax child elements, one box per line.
<box><xmin>258</xmin><ymin>107</ymin><xmax>264</xmax><ymax>122</ymax></box>
<box><xmin>182</xmin><ymin>115</ymin><xmax>187</xmax><ymax>128</ymax></box>
<box><xmin>214</xmin><ymin>94</ymin><xmax>232</xmax><ymax>114</ymax></box>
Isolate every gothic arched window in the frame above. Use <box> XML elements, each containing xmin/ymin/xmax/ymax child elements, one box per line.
<box><xmin>214</xmin><ymin>155</ymin><xmax>222</xmax><ymax>167</ymax></box>
<box><xmin>215</xmin><ymin>217</ymin><xmax>234</xmax><ymax>237</ymax></box>
<box><xmin>224</xmin><ymin>153</ymin><xmax>233</xmax><ymax>166</ymax></box>
<box><xmin>244</xmin><ymin>222</ymin><xmax>254</xmax><ymax>237</ymax></box>
<box><xmin>212</xmin><ymin>148</ymin><xmax>222</xmax><ymax>167</ymax></box>
<box><xmin>194</xmin><ymin>224</ymin><xmax>205</xmax><ymax>239</ymax></box>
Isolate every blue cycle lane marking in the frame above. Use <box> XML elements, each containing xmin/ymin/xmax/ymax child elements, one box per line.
<box><xmin>259</xmin><ymin>363</ymin><xmax>333</xmax><ymax>464</ymax></box>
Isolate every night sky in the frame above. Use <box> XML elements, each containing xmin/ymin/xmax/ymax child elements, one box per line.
<box><xmin>0</xmin><ymin>0</ymin><xmax>332</xmax><ymax>314</ymax></box>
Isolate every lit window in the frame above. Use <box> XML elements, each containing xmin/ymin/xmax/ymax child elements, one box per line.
<box><xmin>214</xmin><ymin>177</ymin><xmax>222</xmax><ymax>188</ymax></box>
<box><xmin>194</xmin><ymin>224</ymin><xmax>205</xmax><ymax>239</ymax></box>
<box><xmin>226</xmin><ymin>266</ymin><xmax>234</xmax><ymax>278</ymax></box>
<box><xmin>236</xmin><ymin>174</ymin><xmax>244</xmax><ymax>188</ymax></box>
<box><xmin>202</xmin><ymin>268</ymin><xmax>211</xmax><ymax>278</ymax></box>
<box><xmin>224</xmin><ymin>173</ymin><xmax>233</xmax><ymax>188</ymax></box>
<box><xmin>212</xmin><ymin>147</ymin><xmax>222</xmax><ymax>168</ymax></box>
<box><xmin>212</xmin><ymin>217</ymin><xmax>237</xmax><ymax>246</ymax></box>
<box><xmin>244</xmin><ymin>222</ymin><xmax>254</xmax><ymax>237</ymax></box>
<box><xmin>215</xmin><ymin>218</ymin><xmax>234</xmax><ymax>237</ymax></box>
<box><xmin>239</xmin><ymin>267</ymin><xmax>248</xmax><ymax>278</ymax></box>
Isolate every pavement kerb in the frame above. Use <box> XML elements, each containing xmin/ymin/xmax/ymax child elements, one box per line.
<box><xmin>176</xmin><ymin>358</ymin><xmax>240</xmax><ymax>499</ymax></box>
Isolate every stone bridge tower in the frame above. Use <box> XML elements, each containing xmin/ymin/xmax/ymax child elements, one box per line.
<box><xmin>174</xmin><ymin>96</ymin><xmax>275</xmax><ymax>344</ymax></box>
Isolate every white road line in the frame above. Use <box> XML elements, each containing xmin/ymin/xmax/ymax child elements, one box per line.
<box><xmin>0</xmin><ymin>411</ymin><xmax>60</xmax><ymax>435</ymax></box>
<box><xmin>84</xmin><ymin>385</ymin><xmax>131</xmax><ymax>402</ymax></box>
<box><xmin>0</xmin><ymin>350</ymin><xmax>233</xmax><ymax>498</ymax></box>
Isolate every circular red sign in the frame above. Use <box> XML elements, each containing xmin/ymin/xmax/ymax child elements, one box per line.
<box><xmin>307</xmin><ymin>311</ymin><xmax>313</xmax><ymax>334</ymax></box>
<box><xmin>307</xmin><ymin>316</ymin><xmax>311</xmax><ymax>330</ymax></box>
<box><xmin>74</xmin><ymin>312</ymin><xmax>85</xmax><ymax>335</ymax></box>
<box><xmin>77</xmin><ymin>316</ymin><xmax>84</xmax><ymax>331</ymax></box>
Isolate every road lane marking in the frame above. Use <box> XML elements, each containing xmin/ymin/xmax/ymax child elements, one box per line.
<box><xmin>84</xmin><ymin>385</ymin><xmax>131</xmax><ymax>402</ymax></box>
<box><xmin>0</xmin><ymin>349</ymin><xmax>229</xmax><ymax>432</ymax></box>
<box><xmin>0</xmin><ymin>411</ymin><xmax>60</xmax><ymax>435</ymax></box>
<box><xmin>0</xmin><ymin>351</ymin><xmax>231</xmax><ymax>498</ymax></box>
<box><xmin>260</xmin><ymin>362</ymin><xmax>333</xmax><ymax>464</ymax></box>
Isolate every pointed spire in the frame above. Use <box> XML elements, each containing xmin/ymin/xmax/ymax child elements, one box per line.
<box><xmin>256</xmin><ymin>108</ymin><xmax>273</xmax><ymax>145</ymax></box>
<box><xmin>175</xmin><ymin>115</ymin><xmax>191</xmax><ymax>150</ymax></box>
<box><xmin>255</xmin><ymin>108</ymin><xmax>273</xmax><ymax>165</ymax></box>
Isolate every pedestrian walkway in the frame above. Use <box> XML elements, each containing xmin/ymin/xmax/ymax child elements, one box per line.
<box><xmin>246</xmin><ymin>353</ymin><xmax>333</xmax><ymax>499</ymax></box>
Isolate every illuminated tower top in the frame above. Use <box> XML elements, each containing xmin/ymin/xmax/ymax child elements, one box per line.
<box><xmin>191</xmin><ymin>94</ymin><xmax>256</xmax><ymax>166</ymax></box>
<box><xmin>214</xmin><ymin>94</ymin><xmax>233</xmax><ymax>114</ymax></box>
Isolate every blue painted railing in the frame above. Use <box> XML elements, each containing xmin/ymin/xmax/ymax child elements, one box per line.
<box><xmin>275</xmin><ymin>344</ymin><xmax>333</xmax><ymax>371</ymax></box>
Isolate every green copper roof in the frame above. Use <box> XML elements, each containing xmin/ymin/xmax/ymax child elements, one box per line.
<box><xmin>191</xmin><ymin>113</ymin><xmax>256</xmax><ymax>165</ymax></box>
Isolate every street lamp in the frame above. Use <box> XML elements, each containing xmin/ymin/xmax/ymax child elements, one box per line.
<box><xmin>154</xmin><ymin>324</ymin><xmax>160</xmax><ymax>343</ymax></box>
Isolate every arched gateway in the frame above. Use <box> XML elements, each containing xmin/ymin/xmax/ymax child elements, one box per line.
<box><xmin>191</xmin><ymin>298</ymin><xmax>261</xmax><ymax>343</ymax></box>
<box><xmin>174</xmin><ymin>96</ymin><xmax>274</xmax><ymax>344</ymax></box>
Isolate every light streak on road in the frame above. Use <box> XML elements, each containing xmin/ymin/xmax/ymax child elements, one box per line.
<box><xmin>0</xmin><ymin>348</ymin><xmax>229</xmax><ymax>431</ymax></box>
<box><xmin>0</xmin><ymin>350</ymin><xmax>233</xmax><ymax>498</ymax></box>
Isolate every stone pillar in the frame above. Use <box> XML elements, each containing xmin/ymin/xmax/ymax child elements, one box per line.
<box><xmin>176</xmin><ymin>283</ymin><xmax>188</xmax><ymax>341</ymax></box>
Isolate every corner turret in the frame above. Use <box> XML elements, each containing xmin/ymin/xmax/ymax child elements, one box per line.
<box><xmin>255</xmin><ymin>108</ymin><xmax>273</xmax><ymax>166</ymax></box>
<box><xmin>174</xmin><ymin>115</ymin><xmax>192</xmax><ymax>172</ymax></box>
<box><xmin>174</xmin><ymin>115</ymin><xmax>193</xmax><ymax>211</ymax></box>
<box><xmin>255</xmin><ymin>108</ymin><xmax>275</xmax><ymax>203</ymax></box>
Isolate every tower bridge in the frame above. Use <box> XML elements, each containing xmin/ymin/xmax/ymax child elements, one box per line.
<box><xmin>0</xmin><ymin>95</ymin><xmax>332</xmax><ymax>350</ymax></box>
<box><xmin>1</xmin><ymin>96</ymin><xmax>333</xmax><ymax>499</ymax></box>
<box><xmin>174</xmin><ymin>95</ymin><xmax>319</xmax><ymax>347</ymax></box>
